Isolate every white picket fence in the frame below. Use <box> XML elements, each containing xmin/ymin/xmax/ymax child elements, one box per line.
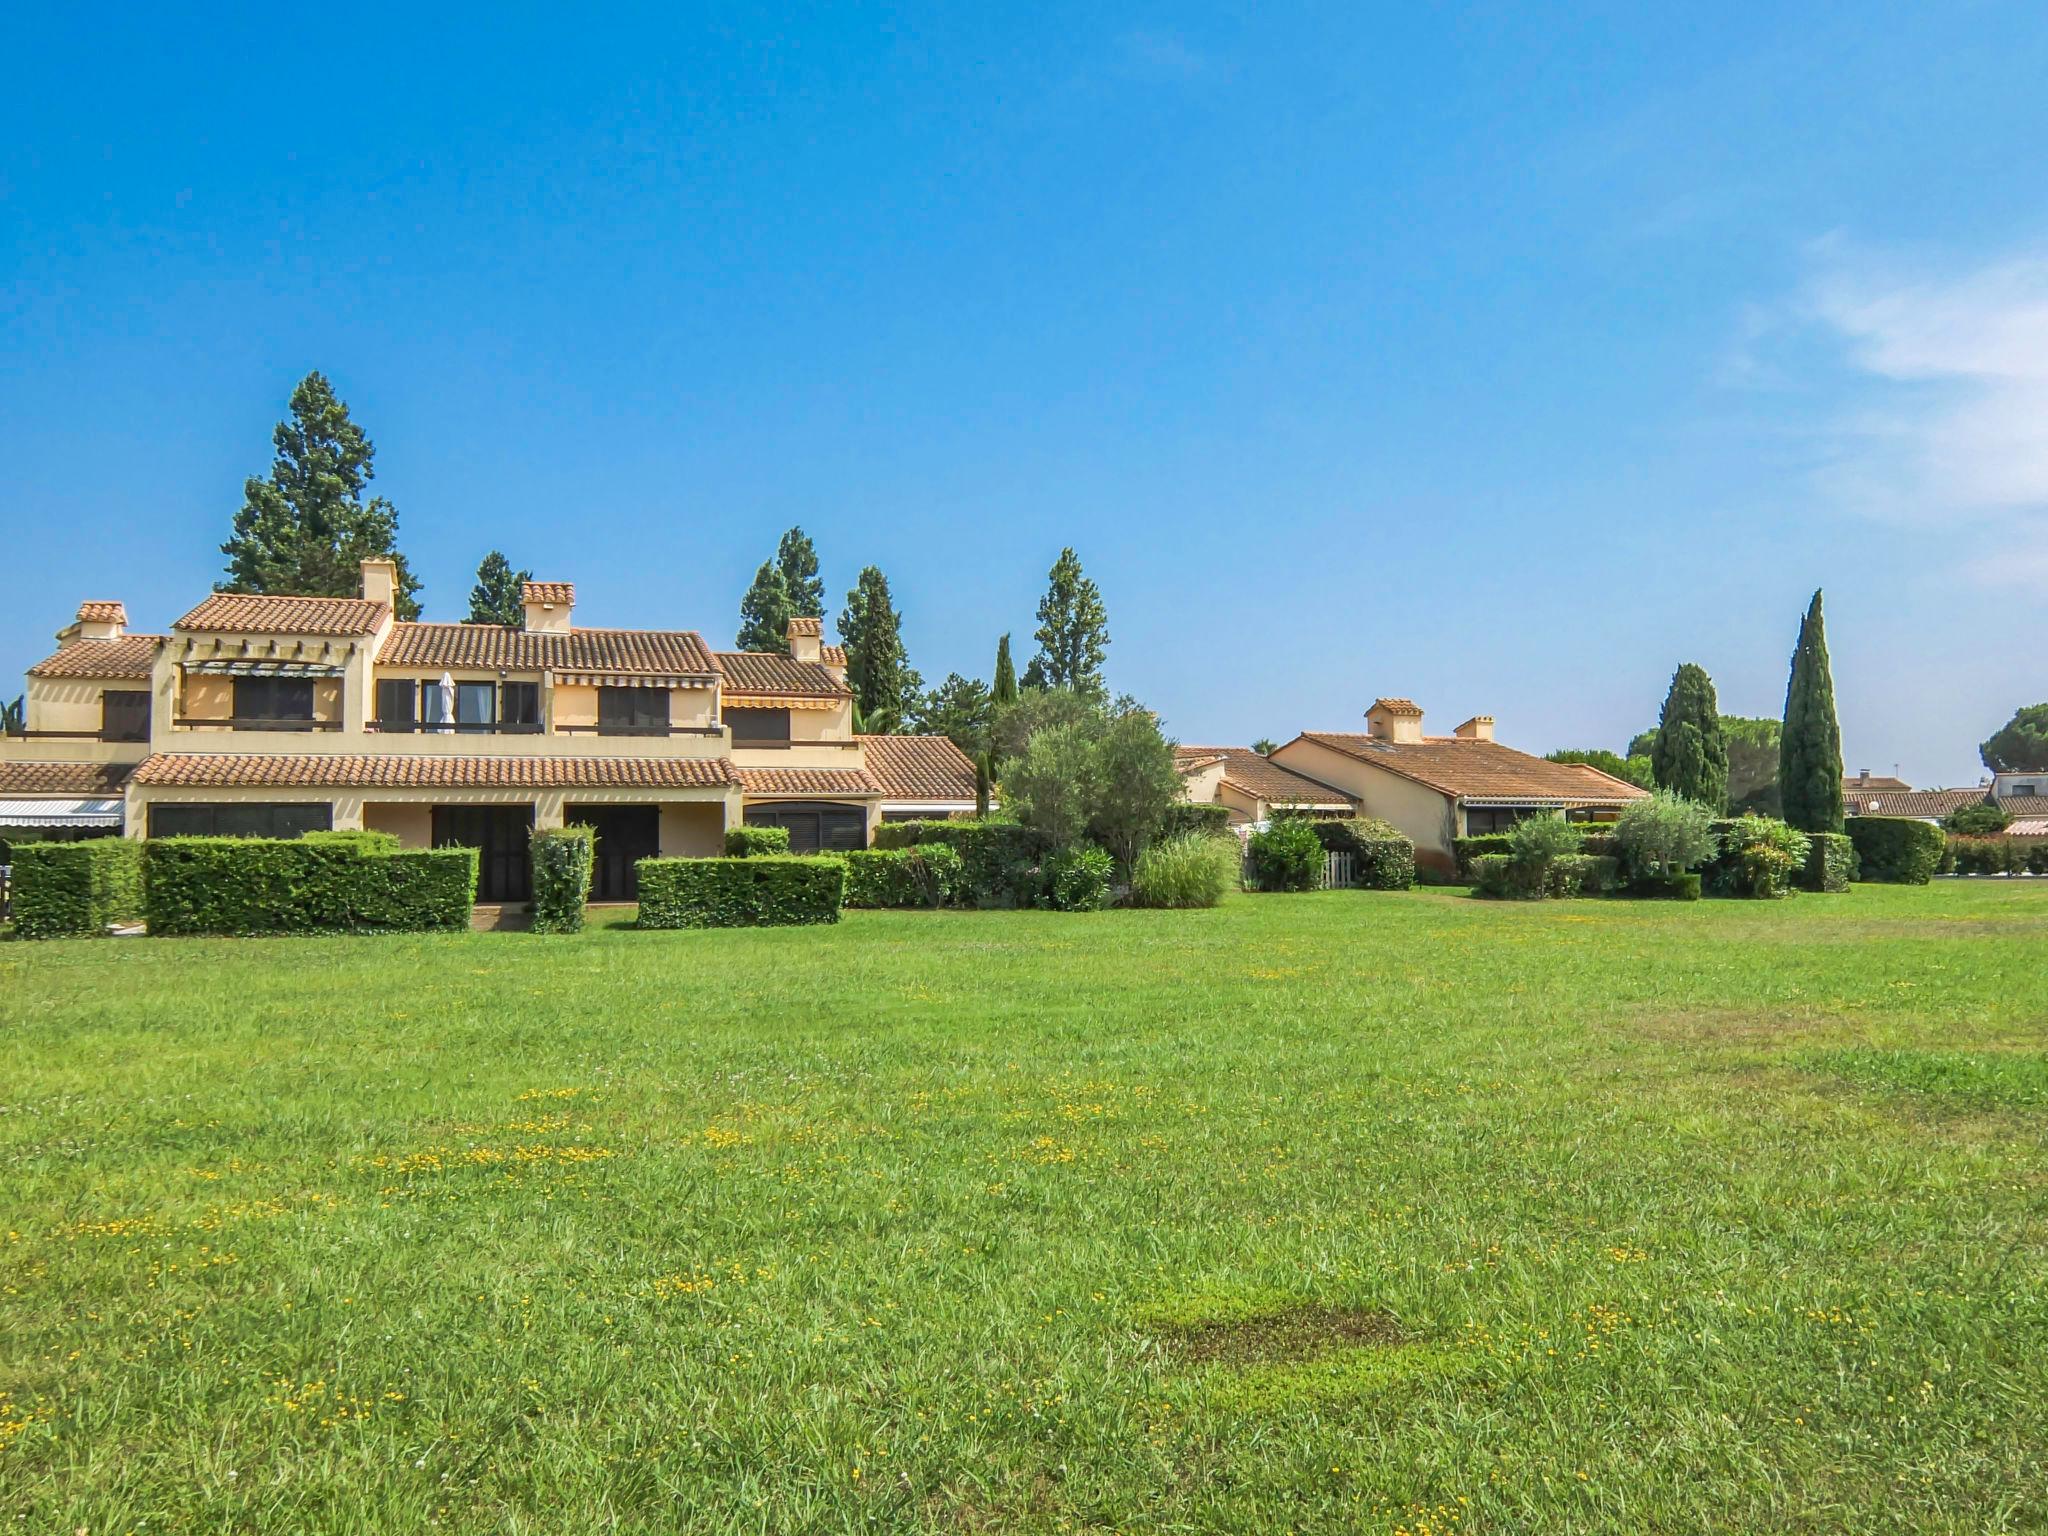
<box><xmin>1240</xmin><ymin>847</ymin><xmax>1355</xmax><ymax>890</ymax></box>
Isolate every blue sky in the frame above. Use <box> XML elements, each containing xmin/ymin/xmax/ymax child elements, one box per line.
<box><xmin>5</xmin><ymin>3</ymin><xmax>2046</xmax><ymax>784</ymax></box>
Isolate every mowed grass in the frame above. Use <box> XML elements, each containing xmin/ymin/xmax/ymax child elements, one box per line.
<box><xmin>3</xmin><ymin>884</ymin><xmax>2046</xmax><ymax>1534</ymax></box>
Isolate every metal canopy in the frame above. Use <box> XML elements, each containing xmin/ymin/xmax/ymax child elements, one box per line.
<box><xmin>187</xmin><ymin>659</ymin><xmax>348</xmax><ymax>677</ymax></box>
<box><xmin>0</xmin><ymin>797</ymin><xmax>125</xmax><ymax>828</ymax></box>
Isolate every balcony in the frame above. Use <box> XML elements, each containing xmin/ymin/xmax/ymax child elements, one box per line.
<box><xmin>368</xmin><ymin>720</ymin><xmax>546</xmax><ymax>735</ymax></box>
<box><xmin>173</xmin><ymin>716</ymin><xmax>342</xmax><ymax>732</ymax></box>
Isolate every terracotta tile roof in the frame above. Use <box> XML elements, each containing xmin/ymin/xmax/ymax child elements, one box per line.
<box><xmin>377</xmin><ymin>623</ymin><xmax>716</xmax><ymax>676</ymax></box>
<box><xmin>0</xmin><ymin>761</ymin><xmax>136</xmax><ymax>795</ymax></box>
<box><xmin>820</xmin><ymin>644</ymin><xmax>847</xmax><ymax>667</ymax></box>
<box><xmin>77</xmin><ymin>601</ymin><xmax>128</xmax><ymax>625</ymax></box>
<box><xmin>1175</xmin><ymin>745</ymin><xmax>1354</xmax><ymax>807</ymax></box>
<box><xmin>737</xmin><ymin>766</ymin><xmax>882</xmax><ymax>797</ymax></box>
<box><xmin>175</xmin><ymin>593</ymin><xmax>390</xmax><ymax>636</ymax></box>
<box><xmin>788</xmin><ymin>616</ymin><xmax>822</xmax><ymax>637</ymax></box>
<box><xmin>1369</xmin><ymin>698</ymin><xmax>1424</xmax><ymax>717</ymax></box>
<box><xmin>129</xmin><ymin>754</ymin><xmax>737</xmax><ymax>789</ymax></box>
<box><xmin>1293</xmin><ymin>732</ymin><xmax>1649</xmax><ymax>804</ymax></box>
<box><xmin>1843</xmin><ymin>774</ymin><xmax>1912</xmax><ymax>793</ymax></box>
<box><xmin>520</xmin><ymin>581</ymin><xmax>574</xmax><ymax>607</ymax></box>
<box><xmin>713</xmin><ymin>652</ymin><xmax>851</xmax><ymax>699</ymax></box>
<box><xmin>860</xmin><ymin>735</ymin><xmax>979</xmax><ymax>801</ymax></box>
<box><xmin>27</xmin><ymin>635</ymin><xmax>163</xmax><ymax>679</ymax></box>
<box><xmin>1996</xmin><ymin>795</ymin><xmax>2046</xmax><ymax>819</ymax></box>
<box><xmin>1845</xmin><ymin>788</ymin><xmax>1984</xmax><ymax>819</ymax></box>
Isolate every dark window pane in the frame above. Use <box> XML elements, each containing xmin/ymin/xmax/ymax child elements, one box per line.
<box><xmin>502</xmin><ymin>681</ymin><xmax>540</xmax><ymax>727</ymax></box>
<box><xmin>145</xmin><ymin>802</ymin><xmax>332</xmax><ymax>839</ymax></box>
<box><xmin>234</xmin><ymin>676</ymin><xmax>314</xmax><ymax>723</ymax></box>
<box><xmin>376</xmin><ymin>679</ymin><xmax>417</xmax><ymax>731</ymax></box>
<box><xmin>727</xmin><ymin>707</ymin><xmax>791</xmax><ymax>745</ymax></box>
<box><xmin>101</xmin><ymin>690</ymin><xmax>150</xmax><ymax>742</ymax></box>
<box><xmin>599</xmin><ymin>686</ymin><xmax>668</xmax><ymax>735</ymax></box>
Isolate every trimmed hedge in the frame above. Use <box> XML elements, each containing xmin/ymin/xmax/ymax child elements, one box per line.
<box><xmin>871</xmin><ymin>820</ymin><xmax>1049</xmax><ymax>908</ymax></box>
<box><xmin>143</xmin><ymin>836</ymin><xmax>475</xmax><ymax>936</ymax></box>
<box><xmin>724</xmin><ymin>824</ymin><xmax>792</xmax><ymax>858</ymax></box>
<box><xmin>531</xmin><ymin>825</ymin><xmax>596</xmax><ymax>933</ymax></box>
<box><xmin>1456</xmin><ymin>828</ymin><xmax>1617</xmax><ymax>880</ymax></box>
<box><xmin>1309</xmin><ymin>817</ymin><xmax>1416</xmax><ymax>891</ymax></box>
<box><xmin>1947</xmin><ymin>835</ymin><xmax>2048</xmax><ymax>876</ymax></box>
<box><xmin>837</xmin><ymin>845</ymin><xmax>964</xmax><ymax>908</ymax></box>
<box><xmin>1158</xmin><ymin>802</ymin><xmax>1234</xmax><ymax>839</ymax></box>
<box><xmin>636</xmin><ymin>855</ymin><xmax>843</xmax><ymax>928</ymax></box>
<box><xmin>1846</xmin><ymin>816</ymin><xmax>1946</xmax><ymax>885</ymax></box>
<box><xmin>1630</xmin><ymin>872</ymin><xmax>1703</xmax><ymax>900</ymax></box>
<box><xmin>1470</xmin><ymin>851</ymin><xmax>1617</xmax><ymax>899</ymax></box>
<box><xmin>1800</xmin><ymin>831</ymin><xmax>1857</xmax><ymax>893</ymax></box>
<box><xmin>9</xmin><ymin>839</ymin><xmax>144</xmax><ymax>939</ymax></box>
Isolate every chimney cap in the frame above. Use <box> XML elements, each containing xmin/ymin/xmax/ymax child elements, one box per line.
<box><xmin>787</xmin><ymin>616</ymin><xmax>822</xmax><ymax>637</ymax></box>
<box><xmin>521</xmin><ymin>581</ymin><xmax>574</xmax><ymax>608</ymax></box>
<box><xmin>77</xmin><ymin>601</ymin><xmax>127</xmax><ymax>625</ymax></box>
<box><xmin>1368</xmin><ymin>697</ymin><xmax>1424</xmax><ymax>717</ymax></box>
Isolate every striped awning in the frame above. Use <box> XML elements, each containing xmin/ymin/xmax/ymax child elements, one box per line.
<box><xmin>556</xmin><ymin>672</ymin><xmax>713</xmax><ymax>689</ymax></box>
<box><xmin>0</xmin><ymin>797</ymin><xmax>125</xmax><ymax>828</ymax></box>
<box><xmin>187</xmin><ymin>659</ymin><xmax>347</xmax><ymax>677</ymax></box>
<box><xmin>721</xmin><ymin>694</ymin><xmax>844</xmax><ymax>711</ymax></box>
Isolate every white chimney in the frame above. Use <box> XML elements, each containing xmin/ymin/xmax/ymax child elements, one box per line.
<box><xmin>786</xmin><ymin>615</ymin><xmax>822</xmax><ymax>663</ymax></box>
<box><xmin>359</xmin><ymin>558</ymin><xmax>399</xmax><ymax>610</ymax></box>
<box><xmin>521</xmin><ymin>581</ymin><xmax>574</xmax><ymax>634</ymax></box>
<box><xmin>1453</xmin><ymin>715</ymin><xmax>1495</xmax><ymax>742</ymax></box>
<box><xmin>1365</xmin><ymin>698</ymin><xmax>1426</xmax><ymax>745</ymax></box>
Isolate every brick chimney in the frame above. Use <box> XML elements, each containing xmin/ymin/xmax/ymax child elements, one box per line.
<box><xmin>521</xmin><ymin>581</ymin><xmax>575</xmax><ymax>634</ymax></box>
<box><xmin>70</xmin><ymin>601</ymin><xmax>127</xmax><ymax>641</ymax></box>
<box><xmin>1365</xmin><ymin>698</ymin><xmax>1425</xmax><ymax>744</ymax></box>
<box><xmin>359</xmin><ymin>558</ymin><xmax>399</xmax><ymax>610</ymax></box>
<box><xmin>1453</xmin><ymin>716</ymin><xmax>1495</xmax><ymax>742</ymax></box>
<box><xmin>786</xmin><ymin>615</ymin><xmax>822</xmax><ymax>663</ymax></box>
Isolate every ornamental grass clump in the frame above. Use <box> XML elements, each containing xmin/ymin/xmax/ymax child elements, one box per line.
<box><xmin>1131</xmin><ymin>833</ymin><xmax>1240</xmax><ymax>908</ymax></box>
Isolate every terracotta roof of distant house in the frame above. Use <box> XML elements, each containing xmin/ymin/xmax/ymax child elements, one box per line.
<box><xmin>175</xmin><ymin>593</ymin><xmax>390</xmax><ymax>636</ymax></box>
<box><xmin>130</xmin><ymin>754</ymin><xmax>737</xmax><ymax>789</ymax></box>
<box><xmin>1175</xmin><ymin>745</ymin><xmax>1354</xmax><ymax>807</ymax></box>
<box><xmin>820</xmin><ymin>644</ymin><xmax>847</xmax><ymax>667</ymax></box>
<box><xmin>76</xmin><ymin>601</ymin><xmax>128</xmax><ymax>625</ymax></box>
<box><xmin>1996</xmin><ymin>794</ymin><xmax>2047</xmax><ymax>820</ymax></box>
<box><xmin>860</xmin><ymin>735</ymin><xmax>979</xmax><ymax>801</ymax></box>
<box><xmin>1844</xmin><ymin>788</ymin><xmax>1985</xmax><ymax>819</ymax></box>
<box><xmin>520</xmin><ymin>581</ymin><xmax>574</xmax><ymax>607</ymax></box>
<box><xmin>1292</xmin><ymin>732</ymin><xmax>1649</xmax><ymax>804</ymax></box>
<box><xmin>788</xmin><ymin>616</ymin><xmax>822</xmax><ymax>637</ymax></box>
<box><xmin>712</xmin><ymin>651</ymin><xmax>851</xmax><ymax>699</ymax></box>
<box><xmin>1370</xmin><ymin>698</ymin><xmax>1424</xmax><ymax>717</ymax></box>
<box><xmin>0</xmin><ymin>761</ymin><xmax>136</xmax><ymax>795</ymax></box>
<box><xmin>1843</xmin><ymin>774</ymin><xmax>1912</xmax><ymax>793</ymax></box>
<box><xmin>27</xmin><ymin>634</ymin><xmax>163</xmax><ymax>679</ymax></box>
<box><xmin>737</xmin><ymin>765</ymin><xmax>882</xmax><ymax>797</ymax></box>
<box><xmin>378</xmin><ymin>623</ymin><xmax>717</xmax><ymax>677</ymax></box>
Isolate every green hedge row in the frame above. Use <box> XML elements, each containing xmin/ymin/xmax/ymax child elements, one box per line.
<box><xmin>1846</xmin><ymin>816</ymin><xmax>1946</xmax><ymax>884</ymax></box>
<box><xmin>1455</xmin><ymin>828</ymin><xmax>1617</xmax><ymax>880</ymax></box>
<box><xmin>724</xmin><ymin>825</ymin><xmax>792</xmax><ymax>857</ymax></box>
<box><xmin>636</xmin><ymin>855</ymin><xmax>843</xmax><ymax>928</ymax></box>
<box><xmin>1469</xmin><ymin>852</ymin><xmax>1619</xmax><ymax>900</ymax></box>
<box><xmin>8</xmin><ymin>839</ymin><xmax>144</xmax><ymax>939</ymax></box>
<box><xmin>836</xmin><ymin>846</ymin><xmax>963</xmax><ymax>908</ymax></box>
<box><xmin>870</xmin><ymin>820</ymin><xmax>1050</xmax><ymax>908</ymax></box>
<box><xmin>1158</xmin><ymin>802</ymin><xmax>1234</xmax><ymax>839</ymax></box>
<box><xmin>143</xmin><ymin>832</ymin><xmax>476</xmax><ymax>935</ymax></box>
<box><xmin>1946</xmin><ymin>835</ymin><xmax>2048</xmax><ymax>876</ymax></box>
<box><xmin>531</xmin><ymin>825</ymin><xmax>595</xmax><ymax>933</ymax></box>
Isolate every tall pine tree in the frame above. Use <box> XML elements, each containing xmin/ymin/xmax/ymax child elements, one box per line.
<box><xmin>220</xmin><ymin>371</ymin><xmax>422</xmax><ymax>618</ymax></box>
<box><xmin>1780</xmin><ymin>590</ymin><xmax>1845</xmax><ymax>832</ymax></box>
<box><xmin>1022</xmin><ymin>548</ymin><xmax>1109</xmax><ymax>697</ymax></box>
<box><xmin>775</xmin><ymin>527</ymin><xmax>825</xmax><ymax>619</ymax></box>
<box><xmin>1650</xmin><ymin>662</ymin><xmax>1729</xmax><ymax>810</ymax></box>
<box><xmin>735</xmin><ymin>562</ymin><xmax>794</xmax><ymax>651</ymax></box>
<box><xmin>992</xmin><ymin>634</ymin><xmax>1019</xmax><ymax>707</ymax></box>
<box><xmin>840</xmin><ymin>566</ymin><xmax>918</xmax><ymax>730</ymax></box>
<box><xmin>466</xmin><ymin>551</ymin><xmax>530</xmax><ymax>626</ymax></box>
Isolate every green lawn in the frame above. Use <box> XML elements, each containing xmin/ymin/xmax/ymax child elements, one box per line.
<box><xmin>3</xmin><ymin>884</ymin><xmax>2045</xmax><ymax>1533</ymax></box>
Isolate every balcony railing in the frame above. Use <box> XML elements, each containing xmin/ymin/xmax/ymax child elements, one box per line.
<box><xmin>172</xmin><ymin>716</ymin><xmax>342</xmax><ymax>732</ymax></box>
<box><xmin>554</xmin><ymin>723</ymin><xmax>725</xmax><ymax>738</ymax></box>
<box><xmin>367</xmin><ymin>720</ymin><xmax>546</xmax><ymax>735</ymax></box>
<box><xmin>7</xmin><ymin>728</ymin><xmax>150</xmax><ymax>742</ymax></box>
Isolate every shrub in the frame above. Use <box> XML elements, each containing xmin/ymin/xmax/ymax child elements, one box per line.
<box><xmin>1453</xmin><ymin>833</ymin><xmax>1514</xmax><ymax>881</ymax></box>
<box><xmin>872</xmin><ymin>820</ymin><xmax>1051</xmax><ymax>907</ymax></box>
<box><xmin>1708</xmin><ymin>815</ymin><xmax>1810</xmax><ymax>899</ymax></box>
<box><xmin>1945</xmin><ymin>801</ymin><xmax>2010</xmax><ymax>836</ymax></box>
<box><xmin>9</xmin><ymin>839</ymin><xmax>144</xmax><ymax>939</ymax></box>
<box><xmin>1245</xmin><ymin>816</ymin><xmax>1324</xmax><ymax>892</ymax></box>
<box><xmin>1614</xmin><ymin>791</ymin><xmax>1718</xmax><ymax>882</ymax></box>
<box><xmin>1630</xmin><ymin>871</ymin><xmax>1703</xmax><ymax>900</ymax></box>
<box><xmin>1468</xmin><ymin>853</ymin><xmax>1522</xmax><ymax>899</ymax></box>
<box><xmin>1471</xmin><ymin>850</ymin><xmax>1616</xmax><ymax>900</ymax></box>
<box><xmin>1158</xmin><ymin>802</ymin><xmax>1233</xmax><ymax>839</ymax></box>
<box><xmin>1946</xmin><ymin>835</ymin><xmax>2009</xmax><ymax>876</ymax></box>
<box><xmin>1042</xmin><ymin>844</ymin><xmax>1114</xmax><ymax>911</ymax></box>
<box><xmin>530</xmin><ymin>825</ymin><xmax>596</xmax><ymax>933</ymax></box>
<box><xmin>1508</xmin><ymin>812</ymin><xmax>1581</xmax><ymax>870</ymax></box>
<box><xmin>1131</xmin><ymin>833</ymin><xmax>1239</xmax><ymax>908</ymax></box>
<box><xmin>1307</xmin><ymin>817</ymin><xmax>1416</xmax><ymax>891</ymax></box>
<box><xmin>1551</xmin><ymin>854</ymin><xmax>1620</xmax><ymax>897</ymax></box>
<box><xmin>1846</xmin><ymin>816</ymin><xmax>1946</xmax><ymax>884</ymax></box>
<box><xmin>837</xmin><ymin>845</ymin><xmax>963</xmax><ymax>908</ymax></box>
<box><xmin>635</xmin><ymin>856</ymin><xmax>843</xmax><ymax>928</ymax></box>
<box><xmin>143</xmin><ymin>837</ymin><xmax>475</xmax><ymax>935</ymax></box>
<box><xmin>724</xmin><ymin>824</ymin><xmax>792</xmax><ymax>857</ymax></box>
<box><xmin>302</xmin><ymin>828</ymin><xmax>401</xmax><ymax>855</ymax></box>
<box><xmin>1800</xmin><ymin>831</ymin><xmax>1856</xmax><ymax>893</ymax></box>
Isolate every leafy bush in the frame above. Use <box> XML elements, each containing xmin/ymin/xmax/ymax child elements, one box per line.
<box><xmin>9</xmin><ymin>839</ymin><xmax>144</xmax><ymax>939</ymax></box>
<box><xmin>872</xmin><ymin>820</ymin><xmax>1050</xmax><ymax>908</ymax></box>
<box><xmin>1467</xmin><ymin>854</ymin><xmax>1521</xmax><ymax>899</ymax></box>
<box><xmin>143</xmin><ymin>837</ymin><xmax>475</xmax><ymax>935</ymax></box>
<box><xmin>1630</xmin><ymin>871</ymin><xmax>1703</xmax><ymax>900</ymax></box>
<box><xmin>1800</xmin><ymin>831</ymin><xmax>1856</xmax><ymax>893</ymax></box>
<box><xmin>1245</xmin><ymin>816</ymin><xmax>1324</xmax><ymax>892</ymax></box>
<box><xmin>837</xmin><ymin>845</ymin><xmax>964</xmax><ymax>908</ymax></box>
<box><xmin>635</xmin><ymin>856</ymin><xmax>843</xmax><ymax>928</ymax></box>
<box><xmin>1508</xmin><ymin>813</ymin><xmax>1581</xmax><ymax>869</ymax></box>
<box><xmin>531</xmin><ymin>825</ymin><xmax>596</xmax><ymax>933</ymax></box>
<box><xmin>1130</xmin><ymin>833</ymin><xmax>1240</xmax><ymax>908</ymax></box>
<box><xmin>1947</xmin><ymin>835</ymin><xmax>2008</xmax><ymax>875</ymax></box>
<box><xmin>1708</xmin><ymin>815</ymin><xmax>1810</xmax><ymax>899</ymax></box>
<box><xmin>1471</xmin><ymin>850</ymin><xmax>1617</xmax><ymax>899</ymax></box>
<box><xmin>1551</xmin><ymin>854</ymin><xmax>1620</xmax><ymax>897</ymax></box>
<box><xmin>1306</xmin><ymin>816</ymin><xmax>1414</xmax><ymax>890</ymax></box>
<box><xmin>1944</xmin><ymin>802</ymin><xmax>2009</xmax><ymax>836</ymax></box>
<box><xmin>1846</xmin><ymin>816</ymin><xmax>1946</xmax><ymax>885</ymax></box>
<box><xmin>1042</xmin><ymin>844</ymin><xmax>1114</xmax><ymax>911</ymax></box>
<box><xmin>724</xmin><ymin>824</ymin><xmax>792</xmax><ymax>857</ymax></box>
<box><xmin>1158</xmin><ymin>802</ymin><xmax>1233</xmax><ymax>839</ymax></box>
<box><xmin>1453</xmin><ymin>834</ymin><xmax>1514</xmax><ymax>881</ymax></box>
<box><xmin>1614</xmin><ymin>791</ymin><xmax>1718</xmax><ymax>882</ymax></box>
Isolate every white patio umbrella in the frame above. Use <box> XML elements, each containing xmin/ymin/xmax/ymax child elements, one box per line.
<box><xmin>436</xmin><ymin>671</ymin><xmax>456</xmax><ymax>732</ymax></box>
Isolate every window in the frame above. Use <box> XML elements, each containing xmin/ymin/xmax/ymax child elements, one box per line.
<box><xmin>1465</xmin><ymin>807</ymin><xmax>1538</xmax><ymax>835</ymax></box>
<box><xmin>598</xmin><ymin>686</ymin><xmax>669</xmax><ymax>735</ymax></box>
<box><xmin>147</xmin><ymin>802</ymin><xmax>333</xmax><ymax>839</ymax></box>
<box><xmin>375</xmin><ymin>678</ymin><xmax>417</xmax><ymax>732</ymax></box>
<box><xmin>233</xmin><ymin>675</ymin><xmax>315</xmax><ymax>726</ymax></box>
<box><xmin>744</xmin><ymin>801</ymin><xmax>867</xmax><ymax>853</ymax></box>
<box><xmin>456</xmin><ymin>682</ymin><xmax>495</xmax><ymax>730</ymax></box>
<box><xmin>101</xmin><ymin>690</ymin><xmax>150</xmax><ymax>742</ymax></box>
<box><xmin>726</xmin><ymin>706</ymin><xmax>791</xmax><ymax>746</ymax></box>
<box><xmin>502</xmin><ymin>681</ymin><xmax>541</xmax><ymax>731</ymax></box>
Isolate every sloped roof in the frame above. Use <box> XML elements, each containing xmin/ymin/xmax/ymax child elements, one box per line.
<box><xmin>820</xmin><ymin>644</ymin><xmax>847</xmax><ymax>667</ymax></box>
<box><xmin>1845</xmin><ymin>788</ymin><xmax>1984</xmax><ymax>819</ymax></box>
<box><xmin>1175</xmin><ymin>745</ymin><xmax>1353</xmax><ymax>807</ymax></box>
<box><xmin>129</xmin><ymin>754</ymin><xmax>737</xmax><ymax>789</ymax></box>
<box><xmin>28</xmin><ymin>635</ymin><xmax>163</xmax><ymax>679</ymax></box>
<box><xmin>520</xmin><ymin>581</ymin><xmax>574</xmax><ymax>607</ymax></box>
<box><xmin>860</xmin><ymin>735</ymin><xmax>979</xmax><ymax>801</ymax></box>
<box><xmin>1369</xmin><ymin>698</ymin><xmax>1424</xmax><ymax>717</ymax></box>
<box><xmin>737</xmin><ymin>766</ymin><xmax>882</xmax><ymax>796</ymax></box>
<box><xmin>175</xmin><ymin>594</ymin><xmax>389</xmax><ymax>636</ymax></box>
<box><xmin>76</xmin><ymin>601</ymin><xmax>128</xmax><ymax>625</ymax></box>
<box><xmin>713</xmin><ymin>651</ymin><xmax>851</xmax><ymax>699</ymax></box>
<box><xmin>378</xmin><ymin>623</ymin><xmax>716</xmax><ymax>677</ymax></box>
<box><xmin>0</xmin><ymin>761</ymin><xmax>136</xmax><ymax>795</ymax></box>
<box><xmin>1292</xmin><ymin>732</ymin><xmax>1648</xmax><ymax>804</ymax></box>
<box><xmin>1843</xmin><ymin>774</ymin><xmax>1912</xmax><ymax>794</ymax></box>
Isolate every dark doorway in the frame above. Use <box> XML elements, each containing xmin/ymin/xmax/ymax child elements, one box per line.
<box><xmin>566</xmin><ymin>805</ymin><xmax>660</xmax><ymax>902</ymax></box>
<box><xmin>743</xmin><ymin>801</ymin><xmax>868</xmax><ymax>854</ymax></box>
<box><xmin>432</xmin><ymin>805</ymin><xmax>534</xmax><ymax>902</ymax></box>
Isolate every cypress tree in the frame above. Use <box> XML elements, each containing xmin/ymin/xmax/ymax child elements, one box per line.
<box><xmin>1650</xmin><ymin>663</ymin><xmax>1729</xmax><ymax>810</ymax></box>
<box><xmin>775</xmin><ymin>527</ymin><xmax>824</xmax><ymax>619</ymax></box>
<box><xmin>975</xmin><ymin>750</ymin><xmax>992</xmax><ymax>819</ymax></box>
<box><xmin>1023</xmin><ymin>547</ymin><xmax>1109</xmax><ymax>697</ymax></box>
<box><xmin>1780</xmin><ymin>590</ymin><xmax>1845</xmax><ymax>832</ymax></box>
<box><xmin>466</xmin><ymin>551</ymin><xmax>530</xmax><ymax>626</ymax></box>
<box><xmin>992</xmin><ymin>634</ymin><xmax>1018</xmax><ymax>708</ymax></box>
<box><xmin>839</xmin><ymin>566</ymin><xmax>917</xmax><ymax>729</ymax></box>
<box><xmin>735</xmin><ymin>562</ymin><xmax>794</xmax><ymax>651</ymax></box>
